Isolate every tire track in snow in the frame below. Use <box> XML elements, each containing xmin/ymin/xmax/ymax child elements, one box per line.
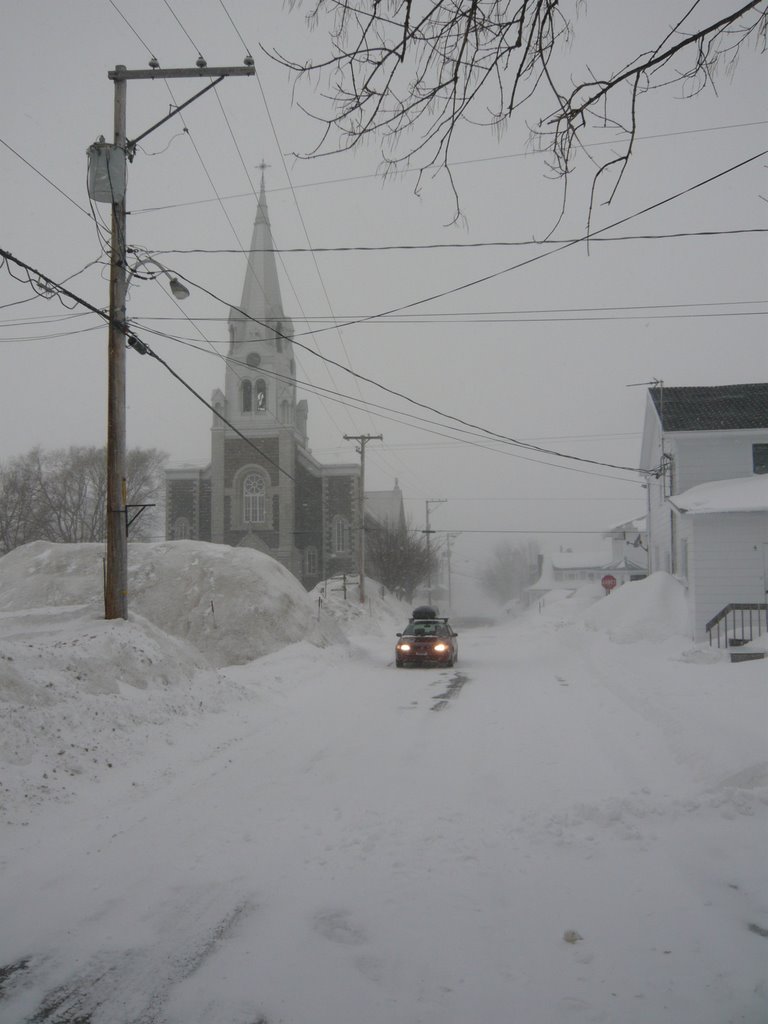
<box><xmin>431</xmin><ymin>672</ymin><xmax>470</xmax><ymax>711</ymax></box>
<box><xmin>1</xmin><ymin>892</ymin><xmax>262</xmax><ymax>1023</ymax></box>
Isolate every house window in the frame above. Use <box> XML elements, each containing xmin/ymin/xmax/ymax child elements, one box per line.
<box><xmin>679</xmin><ymin>538</ymin><xmax>689</xmax><ymax>580</ymax></box>
<box><xmin>255</xmin><ymin>379</ymin><xmax>267</xmax><ymax>412</ymax></box>
<box><xmin>305</xmin><ymin>546</ymin><xmax>318</xmax><ymax>576</ymax></box>
<box><xmin>333</xmin><ymin>516</ymin><xmax>351</xmax><ymax>553</ymax></box>
<box><xmin>241</xmin><ymin>379</ymin><xmax>252</xmax><ymax>413</ymax></box>
<box><xmin>753</xmin><ymin>443</ymin><xmax>768</xmax><ymax>474</ymax></box>
<box><xmin>243</xmin><ymin>472</ymin><xmax>266</xmax><ymax>524</ymax></box>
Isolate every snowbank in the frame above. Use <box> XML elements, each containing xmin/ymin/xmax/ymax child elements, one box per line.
<box><xmin>0</xmin><ymin>540</ymin><xmax>323</xmax><ymax>667</ymax></box>
<box><xmin>0</xmin><ymin>545</ymin><xmax>413</xmax><ymax>819</ymax></box>
<box><xmin>311</xmin><ymin>576</ymin><xmax>411</xmax><ymax>642</ymax></box>
<box><xmin>582</xmin><ymin>571</ymin><xmax>690</xmax><ymax>642</ymax></box>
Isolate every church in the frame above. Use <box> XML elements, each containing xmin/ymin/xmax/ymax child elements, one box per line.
<box><xmin>165</xmin><ymin>174</ymin><xmax>404</xmax><ymax>589</ymax></box>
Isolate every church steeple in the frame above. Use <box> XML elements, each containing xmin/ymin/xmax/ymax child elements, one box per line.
<box><xmin>236</xmin><ymin>164</ymin><xmax>285</xmax><ymax>325</ymax></box>
<box><xmin>222</xmin><ymin>167</ymin><xmax>302</xmax><ymax>443</ymax></box>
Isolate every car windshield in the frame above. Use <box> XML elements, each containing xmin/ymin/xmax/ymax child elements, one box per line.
<box><xmin>406</xmin><ymin>621</ymin><xmax>448</xmax><ymax>637</ymax></box>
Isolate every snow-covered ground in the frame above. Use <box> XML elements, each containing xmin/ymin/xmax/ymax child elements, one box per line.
<box><xmin>0</xmin><ymin>541</ymin><xmax>766</xmax><ymax>1024</ymax></box>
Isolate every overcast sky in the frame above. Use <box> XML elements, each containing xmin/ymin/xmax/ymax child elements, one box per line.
<box><xmin>1</xmin><ymin>1</ymin><xmax>766</xmax><ymax>569</ymax></box>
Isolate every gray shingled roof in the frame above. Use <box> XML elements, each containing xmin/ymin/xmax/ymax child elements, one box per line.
<box><xmin>650</xmin><ymin>383</ymin><xmax>768</xmax><ymax>431</ymax></box>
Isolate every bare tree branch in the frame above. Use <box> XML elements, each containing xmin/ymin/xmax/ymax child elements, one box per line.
<box><xmin>274</xmin><ymin>0</ymin><xmax>767</xmax><ymax>217</ymax></box>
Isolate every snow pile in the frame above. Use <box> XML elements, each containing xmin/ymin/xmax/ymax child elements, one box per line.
<box><xmin>0</xmin><ymin>544</ymin><xmax>412</xmax><ymax>819</ymax></box>
<box><xmin>582</xmin><ymin>571</ymin><xmax>690</xmax><ymax>642</ymax></box>
<box><xmin>0</xmin><ymin>604</ymin><xmax>225</xmax><ymax>816</ymax></box>
<box><xmin>312</xmin><ymin>576</ymin><xmax>411</xmax><ymax>642</ymax></box>
<box><xmin>0</xmin><ymin>540</ymin><xmax>323</xmax><ymax>666</ymax></box>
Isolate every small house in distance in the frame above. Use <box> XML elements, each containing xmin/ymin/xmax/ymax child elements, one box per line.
<box><xmin>526</xmin><ymin>545</ymin><xmax>646</xmax><ymax>607</ymax></box>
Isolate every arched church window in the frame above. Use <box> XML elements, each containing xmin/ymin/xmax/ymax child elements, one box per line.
<box><xmin>243</xmin><ymin>472</ymin><xmax>266</xmax><ymax>524</ymax></box>
<box><xmin>280</xmin><ymin>400</ymin><xmax>291</xmax><ymax>424</ymax></box>
<box><xmin>290</xmin><ymin>359</ymin><xmax>295</xmax><ymax>378</ymax></box>
<box><xmin>255</xmin><ymin>379</ymin><xmax>267</xmax><ymax>412</ymax></box>
<box><xmin>332</xmin><ymin>516</ymin><xmax>351</xmax><ymax>553</ymax></box>
<box><xmin>275</xmin><ymin>322</ymin><xmax>283</xmax><ymax>352</ymax></box>
<box><xmin>173</xmin><ymin>516</ymin><xmax>190</xmax><ymax>539</ymax></box>
<box><xmin>241</xmin><ymin>379</ymin><xmax>252</xmax><ymax>413</ymax></box>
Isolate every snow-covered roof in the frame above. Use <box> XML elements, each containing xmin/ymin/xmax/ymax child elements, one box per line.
<box><xmin>550</xmin><ymin>551</ymin><xmax>609</xmax><ymax>570</ymax></box>
<box><xmin>670</xmin><ymin>475</ymin><xmax>768</xmax><ymax>514</ymax></box>
<box><xmin>604</xmin><ymin>516</ymin><xmax>645</xmax><ymax>537</ymax></box>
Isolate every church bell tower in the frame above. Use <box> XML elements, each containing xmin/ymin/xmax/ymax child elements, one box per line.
<box><xmin>209</xmin><ymin>168</ymin><xmax>309</xmax><ymax>569</ymax></box>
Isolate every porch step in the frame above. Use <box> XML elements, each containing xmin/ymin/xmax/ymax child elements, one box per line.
<box><xmin>730</xmin><ymin>651</ymin><xmax>767</xmax><ymax>663</ymax></box>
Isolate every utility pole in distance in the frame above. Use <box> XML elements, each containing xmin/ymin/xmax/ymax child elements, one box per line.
<box><xmin>424</xmin><ymin>498</ymin><xmax>447</xmax><ymax>607</ymax></box>
<box><xmin>343</xmin><ymin>434</ymin><xmax>382</xmax><ymax>604</ymax></box>
<box><xmin>101</xmin><ymin>61</ymin><xmax>254</xmax><ymax>619</ymax></box>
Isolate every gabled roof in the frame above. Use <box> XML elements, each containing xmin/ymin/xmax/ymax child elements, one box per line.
<box><xmin>649</xmin><ymin>383</ymin><xmax>768</xmax><ymax>432</ymax></box>
<box><xmin>365</xmin><ymin>486</ymin><xmax>405</xmax><ymax>529</ymax></box>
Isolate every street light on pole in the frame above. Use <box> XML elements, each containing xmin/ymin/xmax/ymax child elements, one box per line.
<box><xmin>126</xmin><ymin>254</ymin><xmax>191</xmax><ymax>301</ymax></box>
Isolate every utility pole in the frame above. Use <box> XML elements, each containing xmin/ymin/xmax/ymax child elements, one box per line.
<box><xmin>445</xmin><ymin>532</ymin><xmax>461</xmax><ymax>613</ymax></box>
<box><xmin>343</xmin><ymin>434</ymin><xmax>382</xmax><ymax>604</ymax></box>
<box><xmin>102</xmin><ymin>61</ymin><xmax>254</xmax><ymax>619</ymax></box>
<box><xmin>105</xmin><ymin>70</ymin><xmax>128</xmax><ymax>619</ymax></box>
<box><xmin>424</xmin><ymin>499</ymin><xmax>447</xmax><ymax>606</ymax></box>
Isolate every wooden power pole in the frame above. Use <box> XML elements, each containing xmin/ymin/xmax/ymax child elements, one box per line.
<box><xmin>343</xmin><ymin>434</ymin><xmax>382</xmax><ymax>604</ymax></box>
<box><xmin>101</xmin><ymin>62</ymin><xmax>254</xmax><ymax>619</ymax></box>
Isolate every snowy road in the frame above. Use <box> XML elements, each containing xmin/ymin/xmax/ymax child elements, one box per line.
<box><xmin>1</xmin><ymin>606</ymin><xmax>766</xmax><ymax>1024</ymax></box>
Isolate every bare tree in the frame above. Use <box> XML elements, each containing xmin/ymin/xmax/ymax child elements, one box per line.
<box><xmin>275</xmin><ymin>1</ymin><xmax>767</xmax><ymax>217</ymax></box>
<box><xmin>0</xmin><ymin>446</ymin><xmax>166</xmax><ymax>553</ymax></box>
<box><xmin>479</xmin><ymin>540</ymin><xmax>540</xmax><ymax>606</ymax></box>
<box><xmin>0</xmin><ymin>449</ymin><xmax>47</xmax><ymax>554</ymax></box>
<box><xmin>366</xmin><ymin>517</ymin><xmax>438</xmax><ymax>601</ymax></box>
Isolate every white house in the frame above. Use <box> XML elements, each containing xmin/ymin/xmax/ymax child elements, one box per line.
<box><xmin>526</xmin><ymin>547</ymin><xmax>645</xmax><ymax>606</ymax></box>
<box><xmin>639</xmin><ymin>382</ymin><xmax>768</xmax><ymax>641</ymax></box>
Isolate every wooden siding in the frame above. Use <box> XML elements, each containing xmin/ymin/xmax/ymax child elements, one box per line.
<box><xmin>686</xmin><ymin>512</ymin><xmax>768</xmax><ymax>640</ymax></box>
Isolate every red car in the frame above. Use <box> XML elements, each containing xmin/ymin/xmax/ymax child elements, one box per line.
<box><xmin>395</xmin><ymin>610</ymin><xmax>459</xmax><ymax>668</ymax></box>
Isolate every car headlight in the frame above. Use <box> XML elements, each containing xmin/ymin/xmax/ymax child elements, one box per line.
<box><xmin>397</xmin><ymin>643</ymin><xmax>411</xmax><ymax>652</ymax></box>
<box><xmin>433</xmin><ymin>643</ymin><xmax>448</xmax><ymax>652</ymax></box>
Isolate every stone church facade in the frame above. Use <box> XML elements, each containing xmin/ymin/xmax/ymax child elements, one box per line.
<box><xmin>165</xmin><ymin>175</ymin><xmax>402</xmax><ymax>590</ymax></box>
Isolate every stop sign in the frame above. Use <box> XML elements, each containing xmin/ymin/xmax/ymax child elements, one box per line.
<box><xmin>601</xmin><ymin>574</ymin><xmax>617</xmax><ymax>592</ymax></box>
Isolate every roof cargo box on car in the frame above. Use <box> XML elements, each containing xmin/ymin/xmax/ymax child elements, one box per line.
<box><xmin>411</xmin><ymin>605</ymin><xmax>438</xmax><ymax>620</ymax></box>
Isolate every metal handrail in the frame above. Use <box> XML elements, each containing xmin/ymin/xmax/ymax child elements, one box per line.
<box><xmin>706</xmin><ymin>603</ymin><xmax>768</xmax><ymax>648</ymax></box>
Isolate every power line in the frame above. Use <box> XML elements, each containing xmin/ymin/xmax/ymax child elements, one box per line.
<box><xmin>0</xmin><ymin>246</ymin><xmax>294</xmax><ymax>483</ymax></box>
<box><xmin>6</xmin><ymin>151</ymin><xmax>762</xmax><ymax>481</ymax></box>
<box><xmin>131</xmin><ymin>323</ymin><xmax>642</xmax><ymax>484</ymax></box>
<box><xmin>159</xmin><ymin>150</ymin><xmax>765</xmax><ymax>479</ymax></box>
<box><xmin>112</xmin><ymin>295</ymin><xmax>766</xmax><ymax>329</ymax></box>
<box><xmin>283</xmin><ymin>150</ymin><xmax>768</xmax><ymax>341</ymax></box>
<box><xmin>0</xmin><ymin>137</ymin><xmax>92</xmax><ymax>219</ymax></box>
<box><xmin>136</xmin><ymin>295</ymin><xmax>647</xmax><ymax>480</ymax></box>
<box><xmin>129</xmin><ymin>120</ymin><xmax>768</xmax><ymax>215</ymax></box>
<box><xmin>154</xmin><ymin>227</ymin><xmax>768</xmax><ymax>254</ymax></box>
